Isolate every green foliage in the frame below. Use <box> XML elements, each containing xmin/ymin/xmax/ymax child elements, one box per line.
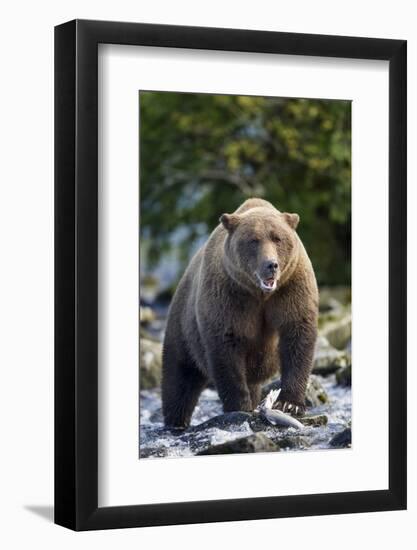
<box><xmin>140</xmin><ymin>92</ymin><xmax>351</xmax><ymax>286</ymax></box>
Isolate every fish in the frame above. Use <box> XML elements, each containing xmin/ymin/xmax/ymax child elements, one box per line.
<box><xmin>255</xmin><ymin>388</ymin><xmax>304</xmax><ymax>430</ymax></box>
<box><xmin>255</xmin><ymin>388</ymin><xmax>282</xmax><ymax>411</ymax></box>
<box><xmin>260</xmin><ymin>408</ymin><xmax>304</xmax><ymax>429</ymax></box>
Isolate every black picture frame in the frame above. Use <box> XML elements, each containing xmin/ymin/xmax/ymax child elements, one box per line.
<box><xmin>55</xmin><ymin>19</ymin><xmax>407</xmax><ymax>531</ymax></box>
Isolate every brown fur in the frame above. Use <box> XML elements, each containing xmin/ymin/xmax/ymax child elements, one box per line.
<box><xmin>162</xmin><ymin>198</ymin><xmax>318</xmax><ymax>427</ymax></box>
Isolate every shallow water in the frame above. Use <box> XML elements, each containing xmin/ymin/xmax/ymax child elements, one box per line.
<box><xmin>139</xmin><ymin>374</ymin><xmax>351</xmax><ymax>459</ymax></box>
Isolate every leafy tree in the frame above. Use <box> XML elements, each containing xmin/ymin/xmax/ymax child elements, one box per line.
<box><xmin>140</xmin><ymin>92</ymin><xmax>351</xmax><ymax>286</ymax></box>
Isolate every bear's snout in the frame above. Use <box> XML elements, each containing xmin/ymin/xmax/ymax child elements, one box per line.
<box><xmin>263</xmin><ymin>259</ymin><xmax>279</xmax><ymax>274</ymax></box>
<box><xmin>256</xmin><ymin>258</ymin><xmax>280</xmax><ymax>293</ymax></box>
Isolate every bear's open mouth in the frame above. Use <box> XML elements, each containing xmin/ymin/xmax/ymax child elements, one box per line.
<box><xmin>256</xmin><ymin>273</ymin><xmax>277</xmax><ymax>293</ymax></box>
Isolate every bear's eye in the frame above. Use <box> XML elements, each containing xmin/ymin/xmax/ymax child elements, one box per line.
<box><xmin>249</xmin><ymin>238</ymin><xmax>260</xmax><ymax>246</ymax></box>
<box><xmin>271</xmin><ymin>234</ymin><xmax>281</xmax><ymax>243</ymax></box>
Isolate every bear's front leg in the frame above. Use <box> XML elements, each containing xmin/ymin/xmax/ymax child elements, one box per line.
<box><xmin>276</xmin><ymin>321</ymin><xmax>317</xmax><ymax>416</ymax></box>
<box><xmin>209</xmin><ymin>346</ymin><xmax>252</xmax><ymax>413</ymax></box>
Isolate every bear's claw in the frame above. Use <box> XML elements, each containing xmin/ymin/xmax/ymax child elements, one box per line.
<box><xmin>275</xmin><ymin>400</ymin><xmax>305</xmax><ymax>417</ymax></box>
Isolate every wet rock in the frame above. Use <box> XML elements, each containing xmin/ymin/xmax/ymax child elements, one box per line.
<box><xmin>320</xmin><ymin>311</ymin><xmax>352</xmax><ymax>350</ymax></box>
<box><xmin>140</xmin><ymin>447</ymin><xmax>169</xmax><ymax>459</ymax></box>
<box><xmin>140</xmin><ymin>338</ymin><xmax>162</xmax><ymax>389</ymax></box>
<box><xmin>319</xmin><ymin>286</ymin><xmax>351</xmax><ymax>310</ymax></box>
<box><xmin>329</xmin><ymin>428</ymin><xmax>351</xmax><ymax>448</ymax></box>
<box><xmin>197</xmin><ymin>433</ymin><xmax>279</xmax><ymax>455</ymax></box>
<box><xmin>149</xmin><ymin>407</ymin><xmax>164</xmax><ymax>423</ymax></box>
<box><xmin>273</xmin><ymin>435</ymin><xmax>310</xmax><ymax>449</ymax></box>
<box><xmin>319</xmin><ymin>296</ymin><xmax>343</xmax><ymax>313</ymax></box>
<box><xmin>305</xmin><ymin>375</ymin><xmax>329</xmax><ymax>406</ymax></box>
<box><xmin>248</xmin><ymin>415</ymin><xmax>274</xmax><ymax>432</ymax></box>
<box><xmin>313</xmin><ymin>336</ymin><xmax>350</xmax><ymax>375</ymax></box>
<box><xmin>336</xmin><ymin>365</ymin><xmax>352</xmax><ymax>387</ymax></box>
<box><xmin>300</xmin><ymin>414</ymin><xmax>328</xmax><ymax>427</ymax></box>
<box><xmin>139</xmin><ymin>378</ymin><xmax>352</xmax><ymax>458</ymax></box>
<box><xmin>191</xmin><ymin>412</ymin><xmax>253</xmax><ymax>432</ymax></box>
<box><xmin>262</xmin><ymin>375</ymin><xmax>328</xmax><ymax>408</ymax></box>
<box><xmin>192</xmin><ymin>409</ymin><xmax>307</xmax><ymax>434</ymax></box>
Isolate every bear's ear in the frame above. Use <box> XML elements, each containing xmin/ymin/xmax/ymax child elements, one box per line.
<box><xmin>283</xmin><ymin>212</ymin><xmax>300</xmax><ymax>230</ymax></box>
<box><xmin>219</xmin><ymin>213</ymin><xmax>240</xmax><ymax>232</ymax></box>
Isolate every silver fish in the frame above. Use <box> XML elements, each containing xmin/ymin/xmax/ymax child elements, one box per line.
<box><xmin>260</xmin><ymin>408</ymin><xmax>304</xmax><ymax>430</ymax></box>
<box><xmin>255</xmin><ymin>388</ymin><xmax>304</xmax><ymax>430</ymax></box>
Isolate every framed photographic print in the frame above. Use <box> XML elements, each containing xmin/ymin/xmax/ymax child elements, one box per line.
<box><xmin>55</xmin><ymin>19</ymin><xmax>407</xmax><ymax>530</ymax></box>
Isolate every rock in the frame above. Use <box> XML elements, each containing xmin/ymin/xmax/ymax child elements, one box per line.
<box><xmin>319</xmin><ymin>286</ymin><xmax>351</xmax><ymax>311</ymax></box>
<box><xmin>318</xmin><ymin>289</ymin><xmax>351</xmax><ymax>351</ymax></box>
<box><xmin>149</xmin><ymin>407</ymin><xmax>164</xmax><ymax>423</ymax></box>
<box><xmin>300</xmin><ymin>414</ymin><xmax>328</xmax><ymax>427</ymax></box>
<box><xmin>262</xmin><ymin>374</ymin><xmax>328</xmax><ymax>408</ymax></box>
<box><xmin>319</xmin><ymin>296</ymin><xmax>343</xmax><ymax>314</ymax></box>
<box><xmin>197</xmin><ymin>433</ymin><xmax>279</xmax><ymax>455</ymax></box>
<box><xmin>192</xmin><ymin>409</ymin><xmax>307</xmax><ymax>434</ymax></box>
<box><xmin>140</xmin><ymin>338</ymin><xmax>162</xmax><ymax>389</ymax></box>
<box><xmin>273</xmin><ymin>435</ymin><xmax>310</xmax><ymax>449</ymax></box>
<box><xmin>248</xmin><ymin>415</ymin><xmax>275</xmax><ymax>432</ymax></box>
<box><xmin>313</xmin><ymin>336</ymin><xmax>350</xmax><ymax>375</ymax></box>
<box><xmin>336</xmin><ymin>365</ymin><xmax>352</xmax><ymax>387</ymax></box>
<box><xmin>320</xmin><ymin>311</ymin><xmax>352</xmax><ymax>350</ymax></box>
<box><xmin>248</xmin><ymin>411</ymin><xmax>301</xmax><ymax>432</ymax></box>
<box><xmin>191</xmin><ymin>412</ymin><xmax>253</xmax><ymax>432</ymax></box>
<box><xmin>329</xmin><ymin>428</ymin><xmax>351</xmax><ymax>448</ymax></box>
<box><xmin>140</xmin><ymin>306</ymin><xmax>156</xmax><ymax>324</ymax></box>
<box><xmin>305</xmin><ymin>375</ymin><xmax>329</xmax><ymax>406</ymax></box>
<box><xmin>140</xmin><ymin>447</ymin><xmax>169</xmax><ymax>459</ymax></box>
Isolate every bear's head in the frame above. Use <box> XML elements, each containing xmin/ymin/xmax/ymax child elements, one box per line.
<box><xmin>220</xmin><ymin>207</ymin><xmax>300</xmax><ymax>294</ymax></box>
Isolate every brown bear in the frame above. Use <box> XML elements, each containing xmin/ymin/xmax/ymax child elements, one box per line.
<box><xmin>161</xmin><ymin>198</ymin><xmax>318</xmax><ymax>428</ymax></box>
